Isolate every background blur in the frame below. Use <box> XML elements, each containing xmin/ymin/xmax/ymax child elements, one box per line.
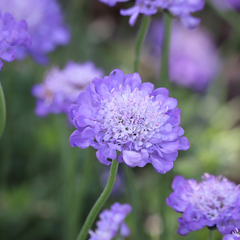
<box><xmin>0</xmin><ymin>0</ymin><xmax>240</xmax><ymax>240</ymax></box>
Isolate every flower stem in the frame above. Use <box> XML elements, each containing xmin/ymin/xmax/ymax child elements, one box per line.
<box><xmin>134</xmin><ymin>16</ymin><xmax>151</xmax><ymax>73</ymax></box>
<box><xmin>208</xmin><ymin>229</ymin><xmax>214</xmax><ymax>240</ymax></box>
<box><xmin>159</xmin><ymin>12</ymin><xmax>172</xmax><ymax>88</ymax></box>
<box><xmin>76</xmin><ymin>159</ymin><xmax>119</xmax><ymax>240</ymax></box>
<box><xmin>0</xmin><ymin>82</ymin><xmax>6</xmax><ymax>138</ymax></box>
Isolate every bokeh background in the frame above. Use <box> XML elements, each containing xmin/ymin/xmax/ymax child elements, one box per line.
<box><xmin>0</xmin><ymin>0</ymin><xmax>240</xmax><ymax>240</ymax></box>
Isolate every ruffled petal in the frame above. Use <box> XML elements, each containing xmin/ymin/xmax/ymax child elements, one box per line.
<box><xmin>70</xmin><ymin>130</ymin><xmax>90</xmax><ymax>148</ymax></box>
<box><xmin>96</xmin><ymin>148</ymin><xmax>112</xmax><ymax>165</ymax></box>
<box><xmin>140</xmin><ymin>82</ymin><xmax>154</xmax><ymax>96</ymax></box>
<box><xmin>150</xmin><ymin>154</ymin><xmax>173</xmax><ymax>173</ymax></box>
<box><xmin>122</xmin><ymin>150</ymin><xmax>142</xmax><ymax>167</ymax></box>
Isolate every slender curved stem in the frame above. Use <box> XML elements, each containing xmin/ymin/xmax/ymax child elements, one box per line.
<box><xmin>76</xmin><ymin>159</ymin><xmax>119</xmax><ymax>240</ymax></box>
<box><xmin>159</xmin><ymin>13</ymin><xmax>172</xmax><ymax>89</ymax></box>
<box><xmin>134</xmin><ymin>16</ymin><xmax>151</xmax><ymax>73</ymax></box>
<box><xmin>0</xmin><ymin>82</ymin><xmax>6</xmax><ymax>138</ymax></box>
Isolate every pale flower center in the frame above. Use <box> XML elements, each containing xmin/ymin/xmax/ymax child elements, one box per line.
<box><xmin>190</xmin><ymin>178</ymin><xmax>238</xmax><ymax>221</ymax></box>
<box><xmin>99</xmin><ymin>85</ymin><xmax>169</xmax><ymax>148</ymax></box>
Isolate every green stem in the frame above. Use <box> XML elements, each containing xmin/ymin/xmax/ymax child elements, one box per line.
<box><xmin>159</xmin><ymin>13</ymin><xmax>172</xmax><ymax>89</ymax></box>
<box><xmin>208</xmin><ymin>229</ymin><xmax>214</xmax><ymax>240</ymax></box>
<box><xmin>124</xmin><ymin>165</ymin><xmax>142</xmax><ymax>240</ymax></box>
<box><xmin>0</xmin><ymin>82</ymin><xmax>6</xmax><ymax>138</ymax></box>
<box><xmin>134</xmin><ymin>16</ymin><xmax>151</xmax><ymax>73</ymax></box>
<box><xmin>76</xmin><ymin>159</ymin><xmax>119</xmax><ymax>240</ymax></box>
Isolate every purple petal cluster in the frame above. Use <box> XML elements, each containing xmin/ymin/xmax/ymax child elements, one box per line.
<box><xmin>120</xmin><ymin>0</ymin><xmax>205</xmax><ymax>29</ymax></box>
<box><xmin>32</xmin><ymin>61</ymin><xmax>104</xmax><ymax>117</ymax></box>
<box><xmin>0</xmin><ymin>0</ymin><xmax>70</xmax><ymax>64</ymax></box>
<box><xmin>69</xmin><ymin>69</ymin><xmax>189</xmax><ymax>173</ymax></box>
<box><xmin>98</xmin><ymin>0</ymin><xmax>129</xmax><ymax>7</ymax></box>
<box><xmin>0</xmin><ymin>11</ymin><xmax>32</xmax><ymax>70</ymax></box>
<box><xmin>88</xmin><ymin>202</ymin><xmax>131</xmax><ymax>240</ymax></box>
<box><xmin>149</xmin><ymin>20</ymin><xmax>220</xmax><ymax>91</ymax></box>
<box><xmin>223</xmin><ymin>229</ymin><xmax>240</xmax><ymax>240</ymax></box>
<box><xmin>210</xmin><ymin>0</ymin><xmax>240</xmax><ymax>11</ymax></box>
<box><xmin>166</xmin><ymin>174</ymin><xmax>240</xmax><ymax>235</ymax></box>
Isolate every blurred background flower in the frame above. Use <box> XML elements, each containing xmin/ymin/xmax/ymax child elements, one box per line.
<box><xmin>120</xmin><ymin>0</ymin><xmax>205</xmax><ymax>28</ymax></box>
<box><xmin>32</xmin><ymin>61</ymin><xmax>104</xmax><ymax>117</ymax></box>
<box><xmin>0</xmin><ymin>11</ymin><xmax>32</xmax><ymax>70</ymax></box>
<box><xmin>148</xmin><ymin>20</ymin><xmax>221</xmax><ymax>91</ymax></box>
<box><xmin>89</xmin><ymin>202</ymin><xmax>131</xmax><ymax>240</ymax></box>
<box><xmin>0</xmin><ymin>0</ymin><xmax>70</xmax><ymax>64</ymax></box>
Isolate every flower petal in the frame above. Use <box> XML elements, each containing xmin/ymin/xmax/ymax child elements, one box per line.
<box><xmin>70</xmin><ymin>130</ymin><xmax>90</xmax><ymax>148</ymax></box>
<box><xmin>122</xmin><ymin>150</ymin><xmax>142</xmax><ymax>167</ymax></box>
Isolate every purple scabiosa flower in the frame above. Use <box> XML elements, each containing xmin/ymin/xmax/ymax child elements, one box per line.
<box><xmin>0</xmin><ymin>0</ymin><xmax>70</xmax><ymax>64</ymax></box>
<box><xmin>88</xmin><ymin>202</ymin><xmax>131</xmax><ymax>240</ymax></box>
<box><xmin>0</xmin><ymin>11</ymin><xmax>32</xmax><ymax>70</ymax></box>
<box><xmin>32</xmin><ymin>61</ymin><xmax>104</xmax><ymax>117</ymax></box>
<box><xmin>210</xmin><ymin>0</ymin><xmax>240</xmax><ymax>11</ymax></box>
<box><xmin>150</xmin><ymin>20</ymin><xmax>220</xmax><ymax>91</ymax></box>
<box><xmin>98</xmin><ymin>0</ymin><xmax>129</xmax><ymax>7</ymax></box>
<box><xmin>166</xmin><ymin>174</ymin><xmax>240</xmax><ymax>236</ymax></box>
<box><xmin>120</xmin><ymin>0</ymin><xmax>205</xmax><ymax>29</ymax></box>
<box><xmin>223</xmin><ymin>229</ymin><xmax>240</xmax><ymax>240</ymax></box>
<box><xmin>120</xmin><ymin>0</ymin><xmax>158</xmax><ymax>26</ymax></box>
<box><xmin>69</xmin><ymin>69</ymin><xmax>189</xmax><ymax>173</ymax></box>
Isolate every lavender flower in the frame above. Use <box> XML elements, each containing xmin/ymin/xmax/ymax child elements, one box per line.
<box><xmin>32</xmin><ymin>61</ymin><xmax>104</xmax><ymax>117</ymax></box>
<box><xmin>149</xmin><ymin>20</ymin><xmax>221</xmax><ymax>91</ymax></box>
<box><xmin>0</xmin><ymin>0</ymin><xmax>70</xmax><ymax>64</ymax></box>
<box><xmin>210</xmin><ymin>0</ymin><xmax>240</xmax><ymax>11</ymax></box>
<box><xmin>69</xmin><ymin>69</ymin><xmax>189</xmax><ymax>173</ymax></box>
<box><xmin>0</xmin><ymin>11</ymin><xmax>32</xmax><ymax>70</ymax></box>
<box><xmin>166</xmin><ymin>174</ymin><xmax>240</xmax><ymax>235</ymax></box>
<box><xmin>120</xmin><ymin>0</ymin><xmax>205</xmax><ymax>29</ymax></box>
<box><xmin>88</xmin><ymin>202</ymin><xmax>131</xmax><ymax>240</ymax></box>
<box><xmin>223</xmin><ymin>229</ymin><xmax>240</xmax><ymax>240</ymax></box>
<box><xmin>99</xmin><ymin>0</ymin><xmax>129</xmax><ymax>7</ymax></box>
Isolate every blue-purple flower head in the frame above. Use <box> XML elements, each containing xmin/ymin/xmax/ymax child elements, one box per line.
<box><xmin>0</xmin><ymin>11</ymin><xmax>32</xmax><ymax>70</ymax></box>
<box><xmin>166</xmin><ymin>174</ymin><xmax>240</xmax><ymax>235</ymax></box>
<box><xmin>149</xmin><ymin>20</ymin><xmax>221</xmax><ymax>91</ymax></box>
<box><xmin>119</xmin><ymin>0</ymin><xmax>205</xmax><ymax>29</ymax></box>
<box><xmin>32</xmin><ymin>61</ymin><xmax>104</xmax><ymax>117</ymax></box>
<box><xmin>69</xmin><ymin>69</ymin><xmax>189</xmax><ymax>174</ymax></box>
<box><xmin>0</xmin><ymin>0</ymin><xmax>70</xmax><ymax>64</ymax></box>
<box><xmin>89</xmin><ymin>202</ymin><xmax>131</xmax><ymax>240</ymax></box>
<box><xmin>223</xmin><ymin>229</ymin><xmax>240</xmax><ymax>240</ymax></box>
